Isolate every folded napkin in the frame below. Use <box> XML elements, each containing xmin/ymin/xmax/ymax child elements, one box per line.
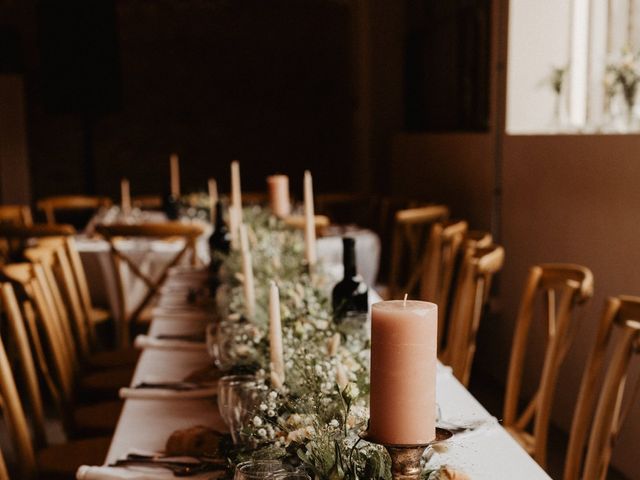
<box><xmin>76</xmin><ymin>465</ymin><xmax>221</xmax><ymax>479</ymax></box>
<box><xmin>119</xmin><ymin>384</ymin><xmax>217</xmax><ymax>400</ymax></box>
<box><xmin>134</xmin><ymin>335</ymin><xmax>207</xmax><ymax>351</ymax></box>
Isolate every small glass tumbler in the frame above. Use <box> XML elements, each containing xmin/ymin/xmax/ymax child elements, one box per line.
<box><xmin>234</xmin><ymin>460</ymin><xmax>292</xmax><ymax>480</ymax></box>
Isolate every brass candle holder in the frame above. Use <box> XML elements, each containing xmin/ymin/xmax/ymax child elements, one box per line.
<box><xmin>361</xmin><ymin>428</ymin><xmax>453</xmax><ymax>480</ymax></box>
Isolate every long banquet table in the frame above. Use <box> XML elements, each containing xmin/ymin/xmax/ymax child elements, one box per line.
<box><xmin>80</xmin><ymin>272</ymin><xmax>552</xmax><ymax>480</ymax></box>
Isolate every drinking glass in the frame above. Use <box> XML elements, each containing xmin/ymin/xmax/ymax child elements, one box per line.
<box><xmin>234</xmin><ymin>460</ymin><xmax>292</xmax><ymax>480</ymax></box>
<box><xmin>217</xmin><ymin>375</ymin><xmax>256</xmax><ymax>444</ymax></box>
<box><xmin>266</xmin><ymin>474</ymin><xmax>312</xmax><ymax>480</ymax></box>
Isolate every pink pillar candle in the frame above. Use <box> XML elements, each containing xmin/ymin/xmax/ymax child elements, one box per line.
<box><xmin>267</xmin><ymin>175</ymin><xmax>291</xmax><ymax>217</ymax></box>
<box><xmin>369</xmin><ymin>300</ymin><xmax>437</xmax><ymax>445</ymax></box>
<box><xmin>120</xmin><ymin>178</ymin><xmax>131</xmax><ymax>215</ymax></box>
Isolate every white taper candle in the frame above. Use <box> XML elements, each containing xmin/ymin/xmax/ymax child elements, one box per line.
<box><xmin>239</xmin><ymin>224</ymin><xmax>255</xmax><ymax>318</ymax></box>
<box><xmin>269</xmin><ymin>281</ymin><xmax>285</xmax><ymax>389</ymax></box>
<box><xmin>303</xmin><ymin>170</ymin><xmax>317</xmax><ymax>266</ymax></box>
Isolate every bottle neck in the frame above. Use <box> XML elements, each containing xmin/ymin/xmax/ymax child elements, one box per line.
<box><xmin>343</xmin><ymin>240</ymin><xmax>357</xmax><ymax>278</ymax></box>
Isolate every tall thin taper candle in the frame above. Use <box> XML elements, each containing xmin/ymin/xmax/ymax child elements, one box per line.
<box><xmin>120</xmin><ymin>178</ymin><xmax>131</xmax><ymax>215</ymax></box>
<box><xmin>229</xmin><ymin>205</ymin><xmax>240</xmax><ymax>249</ymax></box>
<box><xmin>269</xmin><ymin>281</ymin><xmax>285</xmax><ymax>388</ymax></box>
<box><xmin>303</xmin><ymin>170</ymin><xmax>317</xmax><ymax>266</ymax></box>
<box><xmin>369</xmin><ymin>300</ymin><xmax>437</xmax><ymax>445</ymax></box>
<box><xmin>170</xmin><ymin>153</ymin><xmax>180</xmax><ymax>197</ymax></box>
<box><xmin>231</xmin><ymin>161</ymin><xmax>243</xmax><ymax>222</ymax></box>
<box><xmin>239</xmin><ymin>224</ymin><xmax>256</xmax><ymax>318</ymax></box>
<box><xmin>208</xmin><ymin>178</ymin><xmax>218</xmax><ymax>224</ymax></box>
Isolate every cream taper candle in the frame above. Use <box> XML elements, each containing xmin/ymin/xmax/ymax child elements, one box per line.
<box><xmin>120</xmin><ymin>178</ymin><xmax>131</xmax><ymax>215</ymax></box>
<box><xmin>170</xmin><ymin>153</ymin><xmax>180</xmax><ymax>197</ymax></box>
<box><xmin>239</xmin><ymin>224</ymin><xmax>255</xmax><ymax>318</ymax></box>
<box><xmin>369</xmin><ymin>300</ymin><xmax>437</xmax><ymax>445</ymax></box>
<box><xmin>303</xmin><ymin>170</ymin><xmax>317</xmax><ymax>266</ymax></box>
<box><xmin>229</xmin><ymin>205</ymin><xmax>240</xmax><ymax>249</ymax></box>
<box><xmin>267</xmin><ymin>175</ymin><xmax>291</xmax><ymax>218</ymax></box>
<box><xmin>269</xmin><ymin>281</ymin><xmax>285</xmax><ymax>388</ymax></box>
<box><xmin>208</xmin><ymin>178</ymin><xmax>218</xmax><ymax>224</ymax></box>
<box><xmin>231</xmin><ymin>160</ymin><xmax>243</xmax><ymax>223</ymax></box>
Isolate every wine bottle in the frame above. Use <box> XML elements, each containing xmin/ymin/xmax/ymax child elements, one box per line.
<box><xmin>208</xmin><ymin>200</ymin><xmax>231</xmax><ymax>287</ymax></box>
<box><xmin>332</xmin><ymin>237</ymin><xmax>368</xmax><ymax>321</ymax></box>
<box><xmin>209</xmin><ymin>201</ymin><xmax>231</xmax><ymax>256</ymax></box>
<box><xmin>162</xmin><ymin>189</ymin><xmax>179</xmax><ymax>220</ymax></box>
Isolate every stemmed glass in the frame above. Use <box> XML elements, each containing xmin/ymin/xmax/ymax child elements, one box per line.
<box><xmin>266</xmin><ymin>473</ymin><xmax>312</xmax><ymax>480</ymax></box>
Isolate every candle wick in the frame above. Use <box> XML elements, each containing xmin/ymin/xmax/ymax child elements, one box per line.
<box><xmin>403</xmin><ymin>293</ymin><xmax>408</xmax><ymax>307</ymax></box>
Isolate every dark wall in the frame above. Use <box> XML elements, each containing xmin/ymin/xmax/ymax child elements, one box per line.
<box><xmin>25</xmin><ymin>0</ymin><xmax>354</xmax><ymax>202</ymax></box>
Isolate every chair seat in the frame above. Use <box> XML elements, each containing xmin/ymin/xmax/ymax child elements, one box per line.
<box><xmin>79</xmin><ymin>367</ymin><xmax>133</xmax><ymax>401</ymax></box>
<box><xmin>88</xmin><ymin>347</ymin><xmax>139</xmax><ymax>370</ymax></box>
<box><xmin>73</xmin><ymin>400</ymin><xmax>123</xmax><ymax>436</ymax></box>
<box><xmin>37</xmin><ymin>436</ymin><xmax>111</xmax><ymax>479</ymax></box>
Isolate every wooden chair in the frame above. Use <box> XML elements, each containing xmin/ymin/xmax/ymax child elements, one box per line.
<box><xmin>0</xmin><ymin>282</ymin><xmax>111</xmax><ymax>479</ymax></box>
<box><xmin>387</xmin><ymin>205</ymin><xmax>450</xmax><ymax>299</ymax></box>
<box><xmin>420</xmin><ymin>220</ymin><xmax>468</xmax><ymax>345</ymax></box>
<box><xmin>563</xmin><ymin>296</ymin><xmax>640</xmax><ymax>480</ymax></box>
<box><xmin>32</xmin><ymin>238</ymin><xmax>138</xmax><ymax>370</ymax></box>
<box><xmin>132</xmin><ymin>194</ymin><xmax>163</xmax><ymax>210</ymax></box>
<box><xmin>2</xmin><ymin>263</ymin><xmax>128</xmax><ymax>419</ymax></box>
<box><xmin>283</xmin><ymin>214</ymin><xmax>331</xmax><ymax>232</ymax></box>
<box><xmin>95</xmin><ymin>222</ymin><xmax>204</xmax><ymax>345</ymax></box>
<box><xmin>0</xmin><ymin>223</ymin><xmax>76</xmax><ymax>263</ymax></box>
<box><xmin>0</xmin><ymin>204</ymin><xmax>33</xmax><ymax>226</ymax></box>
<box><xmin>37</xmin><ymin>195</ymin><xmax>112</xmax><ymax>225</ymax></box>
<box><xmin>440</xmin><ymin>244</ymin><xmax>505</xmax><ymax>386</ymax></box>
<box><xmin>503</xmin><ymin>264</ymin><xmax>594</xmax><ymax>468</ymax></box>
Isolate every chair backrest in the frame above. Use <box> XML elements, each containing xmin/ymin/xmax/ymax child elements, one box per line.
<box><xmin>28</xmin><ymin>239</ymin><xmax>91</xmax><ymax>359</ymax></box>
<box><xmin>0</xmin><ymin>284</ymin><xmax>38</xmax><ymax>479</ymax></box>
<box><xmin>95</xmin><ymin>222</ymin><xmax>204</xmax><ymax>345</ymax></box>
<box><xmin>388</xmin><ymin>205</ymin><xmax>450</xmax><ymax>299</ymax></box>
<box><xmin>283</xmin><ymin>215</ymin><xmax>331</xmax><ymax>231</ymax></box>
<box><xmin>2</xmin><ymin>263</ymin><xmax>76</xmax><ymax>406</ymax></box>
<box><xmin>564</xmin><ymin>296</ymin><xmax>640</xmax><ymax>480</ymax></box>
<box><xmin>0</xmin><ymin>223</ymin><xmax>76</xmax><ymax>263</ymax></box>
<box><xmin>37</xmin><ymin>195</ymin><xmax>112</xmax><ymax>225</ymax></box>
<box><xmin>503</xmin><ymin>263</ymin><xmax>594</xmax><ymax>468</ymax></box>
<box><xmin>420</xmin><ymin>220</ymin><xmax>469</xmax><ymax>345</ymax></box>
<box><xmin>441</xmin><ymin>244</ymin><xmax>505</xmax><ymax>386</ymax></box>
<box><xmin>0</xmin><ymin>205</ymin><xmax>33</xmax><ymax>226</ymax></box>
<box><xmin>63</xmin><ymin>236</ymin><xmax>99</xmax><ymax>345</ymax></box>
<box><xmin>0</xmin><ymin>282</ymin><xmax>48</xmax><ymax>449</ymax></box>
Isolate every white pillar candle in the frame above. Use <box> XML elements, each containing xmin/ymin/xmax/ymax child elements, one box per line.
<box><xmin>170</xmin><ymin>153</ymin><xmax>180</xmax><ymax>197</ymax></box>
<box><xmin>269</xmin><ymin>281</ymin><xmax>285</xmax><ymax>388</ymax></box>
<box><xmin>267</xmin><ymin>174</ymin><xmax>291</xmax><ymax>217</ymax></box>
<box><xmin>369</xmin><ymin>299</ymin><xmax>438</xmax><ymax>445</ymax></box>
<box><xmin>239</xmin><ymin>224</ymin><xmax>255</xmax><ymax>318</ymax></box>
<box><xmin>208</xmin><ymin>178</ymin><xmax>218</xmax><ymax>224</ymax></box>
<box><xmin>231</xmin><ymin>160</ymin><xmax>243</xmax><ymax>223</ymax></box>
<box><xmin>229</xmin><ymin>205</ymin><xmax>240</xmax><ymax>249</ymax></box>
<box><xmin>303</xmin><ymin>170</ymin><xmax>317</xmax><ymax>266</ymax></box>
<box><xmin>120</xmin><ymin>178</ymin><xmax>131</xmax><ymax>215</ymax></box>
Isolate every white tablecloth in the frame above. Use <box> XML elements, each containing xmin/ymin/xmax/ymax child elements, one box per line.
<box><xmin>88</xmin><ymin>275</ymin><xmax>550</xmax><ymax>479</ymax></box>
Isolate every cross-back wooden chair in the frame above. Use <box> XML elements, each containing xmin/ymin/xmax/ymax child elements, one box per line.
<box><xmin>95</xmin><ymin>222</ymin><xmax>204</xmax><ymax>345</ymax></box>
<box><xmin>440</xmin><ymin>244</ymin><xmax>505</xmax><ymax>386</ymax></box>
<box><xmin>563</xmin><ymin>296</ymin><xmax>640</xmax><ymax>480</ymax></box>
<box><xmin>387</xmin><ymin>205</ymin><xmax>450</xmax><ymax>299</ymax></box>
<box><xmin>0</xmin><ymin>223</ymin><xmax>76</xmax><ymax>264</ymax></box>
<box><xmin>420</xmin><ymin>220</ymin><xmax>468</xmax><ymax>346</ymax></box>
<box><xmin>37</xmin><ymin>195</ymin><xmax>112</xmax><ymax>225</ymax></box>
<box><xmin>283</xmin><ymin>214</ymin><xmax>331</xmax><ymax>232</ymax></box>
<box><xmin>0</xmin><ymin>282</ymin><xmax>111</xmax><ymax>480</ymax></box>
<box><xmin>503</xmin><ymin>263</ymin><xmax>594</xmax><ymax>468</ymax></box>
<box><xmin>1</xmin><ymin>263</ymin><xmax>126</xmax><ymax>435</ymax></box>
<box><xmin>35</xmin><ymin>237</ymin><xmax>138</xmax><ymax>370</ymax></box>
